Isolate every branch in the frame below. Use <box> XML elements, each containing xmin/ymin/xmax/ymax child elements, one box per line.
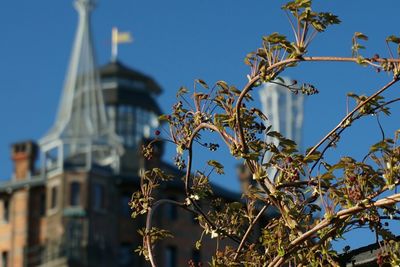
<box><xmin>309</xmin><ymin>96</ymin><xmax>400</xmax><ymax>174</ymax></box>
<box><xmin>235</xmin><ymin>56</ymin><xmax>400</xmax><ymax>154</ymax></box>
<box><xmin>234</xmin><ymin>205</ymin><xmax>268</xmax><ymax>261</ymax></box>
<box><xmin>145</xmin><ymin>199</ymin><xmax>193</xmax><ymax>267</ymax></box>
<box><xmin>269</xmin><ymin>193</ymin><xmax>400</xmax><ymax>267</ymax></box>
<box><xmin>184</xmin><ymin>122</ymin><xmax>241</xmax><ymax>244</ymax></box>
<box><xmin>306</xmin><ymin>78</ymin><xmax>399</xmax><ymax>158</ymax></box>
<box><xmin>235</xmin><ymin>75</ymin><xmax>261</xmax><ymax>151</ymax></box>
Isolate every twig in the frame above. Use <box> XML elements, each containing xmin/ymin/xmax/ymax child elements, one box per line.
<box><xmin>306</xmin><ymin>78</ymin><xmax>398</xmax><ymax>158</ymax></box>
<box><xmin>145</xmin><ymin>199</ymin><xmax>195</xmax><ymax>267</ymax></box>
<box><xmin>234</xmin><ymin>205</ymin><xmax>268</xmax><ymax>261</ymax></box>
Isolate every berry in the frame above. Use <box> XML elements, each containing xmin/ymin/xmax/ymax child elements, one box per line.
<box><xmin>285</xmin><ymin>156</ymin><xmax>293</xmax><ymax>164</ymax></box>
<box><xmin>348</xmin><ymin>176</ymin><xmax>356</xmax><ymax>183</ymax></box>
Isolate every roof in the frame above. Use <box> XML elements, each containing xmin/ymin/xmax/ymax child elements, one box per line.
<box><xmin>0</xmin><ymin>176</ymin><xmax>45</xmax><ymax>194</ymax></box>
<box><xmin>339</xmin><ymin>236</ymin><xmax>400</xmax><ymax>266</ymax></box>
<box><xmin>102</xmin><ymin>85</ymin><xmax>162</xmax><ymax>115</ymax></box>
<box><xmin>99</xmin><ymin>60</ymin><xmax>162</xmax><ymax>95</ymax></box>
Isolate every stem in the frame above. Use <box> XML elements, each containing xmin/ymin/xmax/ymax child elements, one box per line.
<box><xmin>310</xmin><ymin>96</ymin><xmax>400</xmax><ymax>174</ymax></box>
<box><xmin>235</xmin><ymin>56</ymin><xmax>400</xmax><ymax>153</ymax></box>
<box><xmin>306</xmin><ymin>78</ymin><xmax>398</xmax><ymax>158</ymax></box>
<box><xmin>145</xmin><ymin>199</ymin><xmax>194</xmax><ymax>267</ymax></box>
<box><xmin>233</xmin><ymin>205</ymin><xmax>268</xmax><ymax>261</ymax></box>
<box><xmin>269</xmin><ymin>193</ymin><xmax>400</xmax><ymax>266</ymax></box>
<box><xmin>285</xmin><ymin>10</ymin><xmax>299</xmax><ymax>44</ymax></box>
<box><xmin>184</xmin><ymin>123</ymin><xmax>241</xmax><ymax>244</ymax></box>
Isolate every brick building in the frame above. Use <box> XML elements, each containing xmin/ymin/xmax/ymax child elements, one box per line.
<box><xmin>0</xmin><ymin>0</ymin><xmax>238</xmax><ymax>266</ymax></box>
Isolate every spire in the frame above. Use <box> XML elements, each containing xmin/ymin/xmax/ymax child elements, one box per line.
<box><xmin>40</xmin><ymin>0</ymin><xmax>122</xmax><ymax>174</ymax></box>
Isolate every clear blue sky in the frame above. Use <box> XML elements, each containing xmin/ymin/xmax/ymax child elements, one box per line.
<box><xmin>1</xmin><ymin>0</ymin><xmax>400</xmax><ymax>250</ymax></box>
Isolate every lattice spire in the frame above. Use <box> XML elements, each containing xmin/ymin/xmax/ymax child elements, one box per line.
<box><xmin>40</xmin><ymin>0</ymin><xmax>122</xmax><ymax>174</ymax></box>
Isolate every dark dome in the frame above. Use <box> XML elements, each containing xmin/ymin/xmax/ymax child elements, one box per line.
<box><xmin>99</xmin><ymin>60</ymin><xmax>162</xmax><ymax>95</ymax></box>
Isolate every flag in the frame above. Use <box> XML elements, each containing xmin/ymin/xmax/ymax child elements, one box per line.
<box><xmin>112</xmin><ymin>27</ymin><xmax>133</xmax><ymax>44</ymax></box>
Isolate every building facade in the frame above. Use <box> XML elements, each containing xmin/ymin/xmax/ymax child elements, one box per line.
<box><xmin>0</xmin><ymin>0</ymin><xmax>236</xmax><ymax>266</ymax></box>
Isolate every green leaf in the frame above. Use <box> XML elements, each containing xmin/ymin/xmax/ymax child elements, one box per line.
<box><xmin>229</xmin><ymin>202</ymin><xmax>242</xmax><ymax>210</ymax></box>
<box><xmin>252</xmin><ymin>108</ymin><xmax>268</xmax><ymax>121</ymax></box>
<box><xmin>304</xmin><ymin>151</ymin><xmax>321</xmax><ymax>163</ymax></box>
<box><xmin>370</xmin><ymin>140</ymin><xmax>389</xmax><ymax>152</ymax></box>
<box><xmin>321</xmin><ymin>172</ymin><xmax>335</xmax><ymax>181</ymax></box>
<box><xmin>195</xmin><ymin>240</ymin><xmax>201</xmax><ymax>250</ymax></box>
<box><xmin>158</xmin><ymin>114</ymin><xmax>170</xmax><ymax>121</ymax></box>
<box><xmin>355</xmin><ymin>32</ymin><xmax>368</xmax><ymax>41</ymax></box>
<box><xmin>207</xmin><ymin>160</ymin><xmax>225</xmax><ymax>175</ymax></box>
<box><xmin>216</xmin><ymin>80</ymin><xmax>229</xmax><ymax>91</ymax></box>
<box><xmin>267</xmin><ymin>131</ymin><xmax>284</xmax><ymax>139</ymax></box>
<box><xmin>176</xmin><ymin>86</ymin><xmax>188</xmax><ymax>97</ymax></box>
<box><xmin>386</xmin><ymin>35</ymin><xmax>400</xmax><ymax>44</ymax></box>
<box><xmin>229</xmin><ymin>86</ymin><xmax>242</xmax><ymax>95</ymax></box>
<box><xmin>195</xmin><ymin>79</ymin><xmax>209</xmax><ymax>89</ymax></box>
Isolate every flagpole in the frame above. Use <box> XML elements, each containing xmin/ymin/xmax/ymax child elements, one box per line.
<box><xmin>112</xmin><ymin>27</ymin><xmax>118</xmax><ymax>61</ymax></box>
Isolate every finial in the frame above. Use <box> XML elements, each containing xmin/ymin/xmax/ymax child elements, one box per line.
<box><xmin>111</xmin><ymin>27</ymin><xmax>133</xmax><ymax>62</ymax></box>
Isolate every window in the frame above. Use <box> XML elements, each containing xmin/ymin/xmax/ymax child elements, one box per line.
<box><xmin>93</xmin><ymin>184</ymin><xmax>105</xmax><ymax>210</ymax></box>
<box><xmin>3</xmin><ymin>200</ymin><xmax>9</xmax><ymax>223</ymax></box>
<box><xmin>70</xmin><ymin>182</ymin><xmax>81</xmax><ymax>206</ymax></box>
<box><xmin>44</xmin><ymin>147</ymin><xmax>60</xmax><ymax>172</ymax></box>
<box><xmin>1</xmin><ymin>251</ymin><xmax>8</xmax><ymax>267</ymax></box>
<box><xmin>165</xmin><ymin>246</ymin><xmax>177</xmax><ymax>267</ymax></box>
<box><xmin>50</xmin><ymin>186</ymin><xmax>58</xmax><ymax>210</ymax></box>
<box><xmin>117</xmin><ymin>105</ymin><xmax>136</xmax><ymax>147</ymax></box>
<box><xmin>121</xmin><ymin>194</ymin><xmax>131</xmax><ymax>217</ymax></box>
<box><xmin>39</xmin><ymin>193</ymin><xmax>46</xmax><ymax>216</ymax></box>
<box><xmin>118</xmin><ymin>243</ymin><xmax>133</xmax><ymax>267</ymax></box>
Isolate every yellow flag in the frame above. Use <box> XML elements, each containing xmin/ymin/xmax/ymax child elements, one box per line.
<box><xmin>112</xmin><ymin>27</ymin><xmax>133</xmax><ymax>44</ymax></box>
<box><xmin>116</xmin><ymin>32</ymin><xmax>133</xmax><ymax>43</ymax></box>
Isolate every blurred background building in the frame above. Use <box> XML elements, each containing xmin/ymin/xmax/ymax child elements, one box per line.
<box><xmin>0</xmin><ymin>0</ymin><xmax>236</xmax><ymax>266</ymax></box>
<box><xmin>259</xmin><ymin>78</ymin><xmax>304</xmax><ymax>178</ymax></box>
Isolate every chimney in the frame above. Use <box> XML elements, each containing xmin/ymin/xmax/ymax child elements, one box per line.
<box><xmin>11</xmin><ymin>141</ymin><xmax>38</xmax><ymax>180</ymax></box>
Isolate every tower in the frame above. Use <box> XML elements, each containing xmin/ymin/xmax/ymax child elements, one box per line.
<box><xmin>259</xmin><ymin>78</ymin><xmax>304</xmax><ymax>177</ymax></box>
<box><xmin>39</xmin><ymin>0</ymin><xmax>122</xmax><ymax>176</ymax></box>
<box><xmin>99</xmin><ymin>60</ymin><xmax>162</xmax><ymax>173</ymax></box>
